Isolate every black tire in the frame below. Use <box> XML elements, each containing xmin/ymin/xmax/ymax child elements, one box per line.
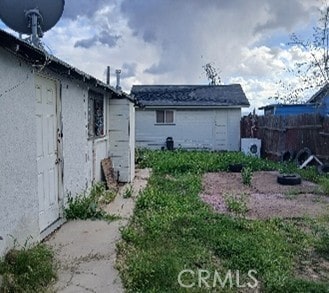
<box><xmin>295</xmin><ymin>147</ymin><xmax>312</xmax><ymax>166</ymax></box>
<box><xmin>228</xmin><ymin>163</ymin><xmax>244</xmax><ymax>172</ymax></box>
<box><xmin>277</xmin><ymin>174</ymin><xmax>302</xmax><ymax>185</ymax></box>
<box><xmin>317</xmin><ymin>164</ymin><xmax>329</xmax><ymax>175</ymax></box>
<box><xmin>281</xmin><ymin>150</ymin><xmax>295</xmax><ymax>162</ymax></box>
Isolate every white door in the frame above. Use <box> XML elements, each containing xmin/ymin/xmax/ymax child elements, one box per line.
<box><xmin>213</xmin><ymin>110</ymin><xmax>228</xmax><ymax>150</ymax></box>
<box><xmin>35</xmin><ymin>76</ymin><xmax>60</xmax><ymax>232</ymax></box>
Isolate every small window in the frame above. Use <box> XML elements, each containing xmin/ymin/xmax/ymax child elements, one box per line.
<box><xmin>88</xmin><ymin>91</ymin><xmax>104</xmax><ymax>138</ymax></box>
<box><xmin>156</xmin><ymin>110</ymin><xmax>174</xmax><ymax>124</ymax></box>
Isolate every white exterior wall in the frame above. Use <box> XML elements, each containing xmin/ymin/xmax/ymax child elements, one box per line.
<box><xmin>227</xmin><ymin>108</ymin><xmax>242</xmax><ymax>151</ymax></box>
<box><xmin>0</xmin><ymin>48</ymin><xmax>134</xmax><ymax>256</ymax></box>
<box><xmin>61</xmin><ymin>82</ymin><xmax>112</xmax><ymax>194</ymax></box>
<box><xmin>136</xmin><ymin>108</ymin><xmax>241</xmax><ymax>151</ymax></box>
<box><xmin>109</xmin><ymin>99</ymin><xmax>135</xmax><ymax>182</ymax></box>
<box><xmin>0</xmin><ymin>48</ymin><xmax>39</xmax><ymax>256</ymax></box>
<box><xmin>61</xmin><ymin>81</ymin><xmax>90</xmax><ymax>196</ymax></box>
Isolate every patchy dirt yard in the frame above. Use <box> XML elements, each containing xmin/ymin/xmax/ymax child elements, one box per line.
<box><xmin>200</xmin><ymin>171</ymin><xmax>329</xmax><ymax>219</ymax></box>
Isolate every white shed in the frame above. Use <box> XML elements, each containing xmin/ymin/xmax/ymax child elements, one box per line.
<box><xmin>132</xmin><ymin>85</ymin><xmax>249</xmax><ymax>151</ymax></box>
<box><xmin>0</xmin><ymin>29</ymin><xmax>135</xmax><ymax>256</ymax></box>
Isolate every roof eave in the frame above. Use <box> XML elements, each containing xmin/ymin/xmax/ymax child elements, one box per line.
<box><xmin>138</xmin><ymin>104</ymin><xmax>249</xmax><ymax>109</ymax></box>
<box><xmin>0</xmin><ymin>29</ymin><xmax>134</xmax><ymax>102</ymax></box>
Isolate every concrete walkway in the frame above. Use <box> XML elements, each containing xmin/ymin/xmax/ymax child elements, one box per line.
<box><xmin>46</xmin><ymin>169</ymin><xmax>150</xmax><ymax>293</ymax></box>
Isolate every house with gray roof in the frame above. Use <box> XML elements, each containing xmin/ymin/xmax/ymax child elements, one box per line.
<box><xmin>132</xmin><ymin>84</ymin><xmax>249</xmax><ymax>151</ymax></box>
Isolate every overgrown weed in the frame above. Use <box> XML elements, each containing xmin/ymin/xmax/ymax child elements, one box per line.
<box><xmin>224</xmin><ymin>192</ymin><xmax>249</xmax><ymax>217</ymax></box>
<box><xmin>0</xmin><ymin>239</ymin><xmax>56</xmax><ymax>292</ymax></box>
<box><xmin>117</xmin><ymin>150</ymin><xmax>329</xmax><ymax>292</ymax></box>
<box><xmin>65</xmin><ymin>182</ymin><xmax>119</xmax><ymax>221</ymax></box>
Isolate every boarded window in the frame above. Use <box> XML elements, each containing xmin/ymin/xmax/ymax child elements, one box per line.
<box><xmin>88</xmin><ymin>91</ymin><xmax>104</xmax><ymax>137</ymax></box>
<box><xmin>156</xmin><ymin>110</ymin><xmax>174</xmax><ymax>124</ymax></box>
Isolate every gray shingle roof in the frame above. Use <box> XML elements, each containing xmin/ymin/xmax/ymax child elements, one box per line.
<box><xmin>131</xmin><ymin>84</ymin><xmax>250</xmax><ymax>107</ymax></box>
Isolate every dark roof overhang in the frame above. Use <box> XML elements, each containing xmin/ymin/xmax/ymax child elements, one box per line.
<box><xmin>0</xmin><ymin>29</ymin><xmax>134</xmax><ymax>102</ymax></box>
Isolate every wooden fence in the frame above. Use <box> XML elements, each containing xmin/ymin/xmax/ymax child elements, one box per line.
<box><xmin>241</xmin><ymin>114</ymin><xmax>329</xmax><ymax>163</ymax></box>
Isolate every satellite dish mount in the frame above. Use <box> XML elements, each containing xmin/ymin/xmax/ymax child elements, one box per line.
<box><xmin>25</xmin><ymin>8</ymin><xmax>44</xmax><ymax>46</ymax></box>
<box><xmin>0</xmin><ymin>0</ymin><xmax>65</xmax><ymax>48</ymax></box>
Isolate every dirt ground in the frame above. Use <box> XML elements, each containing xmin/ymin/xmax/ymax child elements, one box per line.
<box><xmin>200</xmin><ymin>171</ymin><xmax>329</xmax><ymax>219</ymax></box>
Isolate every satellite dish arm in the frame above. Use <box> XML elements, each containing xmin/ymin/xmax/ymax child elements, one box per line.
<box><xmin>25</xmin><ymin>9</ymin><xmax>43</xmax><ymax>45</ymax></box>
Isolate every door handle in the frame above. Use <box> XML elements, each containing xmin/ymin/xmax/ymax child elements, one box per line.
<box><xmin>55</xmin><ymin>158</ymin><xmax>61</xmax><ymax>165</ymax></box>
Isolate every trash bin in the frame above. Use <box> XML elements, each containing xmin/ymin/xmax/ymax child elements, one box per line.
<box><xmin>166</xmin><ymin>137</ymin><xmax>174</xmax><ymax>150</ymax></box>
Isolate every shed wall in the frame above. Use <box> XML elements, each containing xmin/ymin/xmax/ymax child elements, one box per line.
<box><xmin>135</xmin><ymin>108</ymin><xmax>241</xmax><ymax>151</ymax></box>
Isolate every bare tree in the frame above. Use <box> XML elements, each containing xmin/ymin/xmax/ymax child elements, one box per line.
<box><xmin>202</xmin><ymin>62</ymin><xmax>221</xmax><ymax>85</ymax></box>
<box><xmin>275</xmin><ymin>5</ymin><xmax>329</xmax><ymax>103</ymax></box>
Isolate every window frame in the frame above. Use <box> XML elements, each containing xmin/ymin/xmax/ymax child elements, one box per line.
<box><xmin>155</xmin><ymin>109</ymin><xmax>175</xmax><ymax>125</ymax></box>
<box><xmin>88</xmin><ymin>90</ymin><xmax>105</xmax><ymax>139</ymax></box>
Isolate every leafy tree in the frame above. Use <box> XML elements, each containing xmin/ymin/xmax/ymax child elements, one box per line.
<box><xmin>275</xmin><ymin>5</ymin><xmax>329</xmax><ymax>103</ymax></box>
<box><xmin>202</xmin><ymin>62</ymin><xmax>221</xmax><ymax>85</ymax></box>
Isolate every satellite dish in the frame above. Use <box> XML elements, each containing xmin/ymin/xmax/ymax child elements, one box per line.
<box><xmin>0</xmin><ymin>0</ymin><xmax>65</xmax><ymax>45</ymax></box>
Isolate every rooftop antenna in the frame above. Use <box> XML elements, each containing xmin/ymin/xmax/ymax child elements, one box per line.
<box><xmin>0</xmin><ymin>0</ymin><xmax>65</xmax><ymax>47</ymax></box>
<box><xmin>115</xmin><ymin>69</ymin><xmax>122</xmax><ymax>91</ymax></box>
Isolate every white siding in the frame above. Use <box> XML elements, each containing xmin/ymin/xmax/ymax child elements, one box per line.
<box><xmin>0</xmin><ymin>48</ymin><xmax>39</xmax><ymax>256</ymax></box>
<box><xmin>136</xmin><ymin>108</ymin><xmax>241</xmax><ymax>151</ymax></box>
<box><xmin>227</xmin><ymin>109</ymin><xmax>242</xmax><ymax>151</ymax></box>
<box><xmin>109</xmin><ymin>99</ymin><xmax>135</xmax><ymax>182</ymax></box>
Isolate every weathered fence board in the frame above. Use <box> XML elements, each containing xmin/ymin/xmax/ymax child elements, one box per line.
<box><xmin>241</xmin><ymin>114</ymin><xmax>329</xmax><ymax>162</ymax></box>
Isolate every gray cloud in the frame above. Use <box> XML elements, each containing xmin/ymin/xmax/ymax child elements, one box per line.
<box><xmin>121</xmin><ymin>62</ymin><xmax>138</xmax><ymax>78</ymax></box>
<box><xmin>74</xmin><ymin>36</ymin><xmax>97</xmax><ymax>48</ymax></box>
<box><xmin>98</xmin><ymin>31</ymin><xmax>121</xmax><ymax>46</ymax></box>
<box><xmin>74</xmin><ymin>31</ymin><xmax>121</xmax><ymax>48</ymax></box>
<box><xmin>63</xmin><ymin>0</ymin><xmax>107</xmax><ymax>19</ymax></box>
<box><xmin>254</xmin><ymin>1</ymin><xmax>317</xmax><ymax>33</ymax></box>
<box><xmin>143</xmin><ymin>30</ymin><xmax>157</xmax><ymax>43</ymax></box>
<box><xmin>121</xmin><ymin>0</ymin><xmax>304</xmax><ymax>43</ymax></box>
<box><xmin>144</xmin><ymin>62</ymin><xmax>170</xmax><ymax>75</ymax></box>
<box><xmin>120</xmin><ymin>0</ymin><xmax>318</xmax><ymax>82</ymax></box>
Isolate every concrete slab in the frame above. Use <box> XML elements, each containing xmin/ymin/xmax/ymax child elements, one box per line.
<box><xmin>46</xmin><ymin>169</ymin><xmax>150</xmax><ymax>293</ymax></box>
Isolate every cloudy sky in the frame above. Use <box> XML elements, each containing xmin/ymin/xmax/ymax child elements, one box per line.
<box><xmin>0</xmin><ymin>0</ymin><xmax>325</xmax><ymax>113</ymax></box>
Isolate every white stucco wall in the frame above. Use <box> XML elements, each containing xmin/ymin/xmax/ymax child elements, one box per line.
<box><xmin>135</xmin><ymin>108</ymin><xmax>241</xmax><ymax>151</ymax></box>
<box><xmin>61</xmin><ymin>82</ymin><xmax>113</xmax><ymax>193</ymax></box>
<box><xmin>60</xmin><ymin>81</ymin><xmax>90</xmax><ymax>196</ymax></box>
<box><xmin>0</xmin><ymin>48</ymin><xmax>134</xmax><ymax>256</ymax></box>
<box><xmin>0</xmin><ymin>48</ymin><xmax>39</xmax><ymax>256</ymax></box>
